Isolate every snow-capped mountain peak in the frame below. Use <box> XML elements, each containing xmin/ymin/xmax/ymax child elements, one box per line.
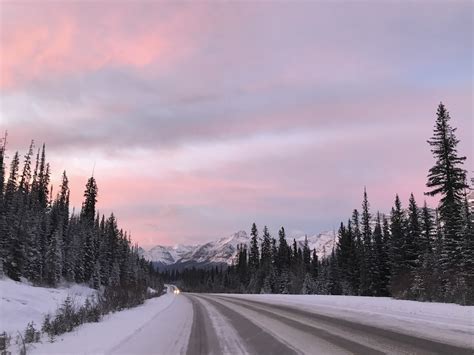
<box><xmin>142</xmin><ymin>230</ymin><xmax>335</xmax><ymax>269</ymax></box>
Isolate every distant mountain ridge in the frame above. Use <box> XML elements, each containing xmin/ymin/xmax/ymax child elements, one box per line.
<box><xmin>140</xmin><ymin>230</ymin><xmax>337</xmax><ymax>270</ymax></box>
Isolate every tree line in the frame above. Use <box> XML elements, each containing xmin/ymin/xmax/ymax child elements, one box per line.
<box><xmin>0</xmin><ymin>137</ymin><xmax>163</xmax><ymax>296</ymax></box>
<box><xmin>164</xmin><ymin>103</ymin><xmax>473</xmax><ymax>305</ymax></box>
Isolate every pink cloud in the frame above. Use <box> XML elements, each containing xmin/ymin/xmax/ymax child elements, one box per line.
<box><xmin>2</xmin><ymin>1</ymin><xmax>471</xmax><ymax>246</ymax></box>
<box><xmin>0</xmin><ymin>3</ymin><xmax>204</xmax><ymax>89</ymax></box>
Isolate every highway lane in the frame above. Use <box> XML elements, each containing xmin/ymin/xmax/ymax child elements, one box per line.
<box><xmin>109</xmin><ymin>291</ymin><xmax>473</xmax><ymax>355</ymax></box>
<box><xmin>184</xmin><ymin>293</ymin><xmax>473</xmax><ymax>355</ymax></box>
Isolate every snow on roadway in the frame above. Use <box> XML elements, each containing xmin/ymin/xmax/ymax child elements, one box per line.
<box><xmin>195</xmin><ymin>297</ymin><xmax>248</xmax><ymax>354</ymax></box>
<box><xmin>225</xmin><ymin>293</ymin><xmax>474</xmax><ymax>348</ymax></box>
<box><xmin>0</xmin><ymin>277</ymin><xmax>97</xmax><ymax>337</ymax></box>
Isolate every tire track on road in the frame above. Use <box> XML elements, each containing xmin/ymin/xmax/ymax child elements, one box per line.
<box><xmin>217</xmin><ymin>295</ymin><xmax>474</xmax><ymax>355</ymax></box>
<box><xmin>194</xmin><ymin>294</ymin><xmax>299</xmax><ymax>355</ymax></box>
<box><xmin>210</xmin><ymin>295</ymin><xmax>381</xmax><ymax>355</ymax></box>
<box><xmin>186</xmin><ymin>294</ymin><xmax>221</xmax><ymax>355</ymax></box>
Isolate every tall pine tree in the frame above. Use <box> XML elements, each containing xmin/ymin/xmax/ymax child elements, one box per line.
<box><xmin>425</xmin><ymin>103</ymin><xmax>467</xmax><ymax>279</ymax></box>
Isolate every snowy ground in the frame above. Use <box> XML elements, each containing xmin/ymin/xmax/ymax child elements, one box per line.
<box><xmin>0</xmin><ymin>277</ymin><xmax>97</xmax><ymax>337</ymax></box>
<box><xmin>30</xmin><ymin>293</ymin><xmax>181</xmax><ymax>354</ymax></box>
<box><xmin>3</xmin><ymin>284</ymin><xmax>473</xmax><ymax>354</ymax></box>
<box><xmin>29</xmin><ymin>285</ymin><xmax>184</xmax><ymax>355</ymax></box>
<box><xmin>26</xmin><ymin>290</ymin><xmax>474</xmax><ymax>354</ymax></box>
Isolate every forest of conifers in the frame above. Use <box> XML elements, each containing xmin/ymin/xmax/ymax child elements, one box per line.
<box><xmin>0</xmin><ymin>136</ymin><xmax>163</xmax><ymax>299</ymax></box>
<box><xmin>1</xmin><ymin>103</ymin><xmax>472</xmax><ymax>306</ymax></box>
<box><xmin>164</xmin><ymin>103</ymin><xmax>473</xmax><ymax>305</ymax></box>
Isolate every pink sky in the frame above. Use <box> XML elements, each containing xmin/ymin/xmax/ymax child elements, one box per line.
<box><xmin>1</xmin><ymin>2</ymin><xmax>472</xmax><ymax>247</ymax></box>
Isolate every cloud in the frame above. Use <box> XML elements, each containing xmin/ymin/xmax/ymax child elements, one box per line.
<box><xmin>1</xmin><ymin>1</ymin><xmax>472</xmax><ymax>246</ymax></box>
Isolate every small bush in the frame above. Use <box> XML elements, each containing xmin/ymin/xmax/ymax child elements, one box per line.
<box><xmin>100</xmin><ymin>282</ymin><xmax>147</xmax><ymax>313</ymax></box>
<box><xmin>42</xmin><ymin>295</ymin><xmax>103</xmax><ymax>339</ymax></box>
<box><xmin>41</xmin><ymin>282</ymin><xmax>151</xmax><ymax>339</ymax></box>
<box><xmin>0</xmin><ymin>331</ymin><xmax>11</xmax><ymax>352</ymax></box>
<box><xmin>24</xmin><ymin>322</ymin><xmax>40</xmax><ymax>344</ymax></box>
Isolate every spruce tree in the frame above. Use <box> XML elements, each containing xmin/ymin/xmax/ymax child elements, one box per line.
<box><xmin>81</xmin><ymin>177</ymin><xmax>98</xmax><ymax>226</ymax></box>
<box><xmin>302</xmin><ymin>235</ymin><xmax>311</xmax><ymax>273</ymax></box>
<box><xmin>406</xmin><ymin>194</ymin><xmax>422</xmax><ymax>270</ymax></box>
<box><xmin>420</xmin><ymin>201</ymin><xmax>434</xmax><ymax>255</ymax></box>
<box><xmin>4</xmin><ymin>152</ymin><xmax>23</xmax><ymax>280</ymax></box>
<box><xmin>372</xmin><ymin>213</ymin><xmax>384</xmax><ymax>296</ymax></box>
<box><xmin>301</xmin><ymin>272</ymin><xmax>315</xmax><ymax>294</ymax></box>
<box><xmin>45</xmin><ymin>228</ymin><xmax>62</xmax><ymax>286</ymax></box>
<box><xmin>37</xmin><ymin>144</ymin><xmax>49</xmax><ymax>210</ymax></box>
<box><xmin>351</xmin><ymin>209</ymin><xmax>362</xmax><ymax>294</ymax></box>
<box><xmin>460</xmin><ymin>189</ymin><xmax>474</xmax><ymax>303</ymax></box>
<box><xmin>410</xmin><ymin>202</ymin><xmax>435</xmax><ymax>301</ymax></box>
<box><xmin>248</xmin><ymin>223</ymin><xmax>259</xmax><ymax>272</ymax></box>
<box><xmin>425</xmin><ymin>103</ymin><xmax>467</xmax><ymax>278</ymax></box>
<box><xmin>0</xmin><ymin>136</ymin><xmax>7</xmax><ymax>273</ymax></box>
<box><xmin>381</xmin><ymin>216</ymin><xmax>391</xmax><ymax>296</ymax></box>
<box><xmin>336</xmin><ymin>222</ymin><xmax>354</xmax><ymax>294</ymax></box>
<box><xmin>260</xmin><ymin>226</ymin><xmax>272</xmax><ymax>270</ymax></box>
<box><xmin>277</xmin><ymin>227</ymin><xmax>290</xmax><ymax>271</ymax></box>
<box><xmin>18</xmin><ymin>142</ymin><xmax>34</xmax><ymax>208</ymax></box>
<box><xmin>389</xmin><ymin>195</ymin><xmax>408</xmax><ymax>297</ymax></box>
<box><xmin>0</xmin><ymin>132</ymin><xmax>6</xmax><ymax>205</ymax></box>
<box><xmin>359</xmin><ymin>188</ymin><xmax>373</xmax><ymax>296</ymax></box>
<box><xmin>311</xmin><ymin>248</ymin><xmax>318</xmax><ymax>279</ymax></box>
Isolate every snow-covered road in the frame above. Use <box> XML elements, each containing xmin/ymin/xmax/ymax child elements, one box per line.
<box><xmin>30</xmin><ymin>288</ymin><xmax>473</xmax><ymax>355</ymax></box>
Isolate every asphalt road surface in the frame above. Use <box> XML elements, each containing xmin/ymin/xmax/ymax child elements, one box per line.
<box><xmin>110</xmin><ymin>292</ymin><xmax>473</xmax><ymax>355</ymax></box>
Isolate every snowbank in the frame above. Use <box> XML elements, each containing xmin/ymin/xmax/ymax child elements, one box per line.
<box><xmin>29</xmin><ymin>287</ymin><xmax>178</xmax><ymax>354</ymax></box>
<box><xmin>0</xmin><ymin>277</ymin><xmax>97</xmax><ymax>336</ymax></box>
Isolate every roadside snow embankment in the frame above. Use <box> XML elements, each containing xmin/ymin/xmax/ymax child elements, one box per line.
<box><xmin>30</xmin><ymin>286</ymin><xmax>177</xmax><ymax>354</ymax></box>
<box><xmin>0</xmin><ymin>278</ymin><xmax>97</xmax><ymax>336</ymax></box>
<box><xmin>226</xmin><ymin>294</ymin><xmax>474</xmax><ymax>348</ymax></box>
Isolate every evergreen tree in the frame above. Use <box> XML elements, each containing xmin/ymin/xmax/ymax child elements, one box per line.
<box><xmin>277</xmin><ymin>227</ymin><xmax>290</xmax><ymax>271</ymax></box>
<box><xmin>81</xmin><ymin>177</ymin><xmax>98</xmax><ymax>226</ymax></box>
<box><xmin>336</xmin><ymin>222</ymin><xmax>354</xmax><ymax>294</ymax></box>
<box><xmin>301</xmin><ymin>273</ymin><xmax>315</xmax><ymax>294</ymax></box>
<box><xmin>372</xmin><ymin>213</ymin><xmax>384</xmax><ymax>296</ymax></box>
<box><xmin>420</xmin><ymin>201</ymin><xmax>434</xmax><ymax>255</ymax></box>
<box><xmin>302</xmin><ymin>235</ymin><xmax>311</xmax><ymax>273</ymax></box>
<box><xmin>380</xmin><ymin>216</ymin><xmax>391</xmax><ymax>296</ymax></box>
<box><xmin>45</xmin><ymin>227</ymin><xmax>62</xmax><ymax>286</ymax></box>
<box><xmin>406</xmin><ymin>194</ymin><xmax>422</xmax><ymax>271</ymax></box>
<box><xmin>0</xmin><ymin>135</ymin><xmax>7</xmax><ymax>273</ymax></box>
<box><xmin>425</xmin><ymin>103</ymin><xmax>467</xmax><ymax>278</ymax></box>
<box><xmin>0</xmin><ymin>132</ymin><xmax>6</xmax><ymax>206</ymax></box>
<box><xmin>4</xmin><ymin>152</ymin><xmax>23</xmax><ymax>280</ymax></box>
<box><xmin>248</xmin><ymin>223</ymin><xmax>259</xmax><ymax>272</ymax></box>
<box><xmin>359</xmin><ymin>188</ymin><xmax>373</xmax><ymax>295</ymax></box>
<box><xmin>260</xmin><ymin>226</ymin><xmax>272</xmax><ymax>270</ymax></box>
<box><xmin>389</xmin><ymin>195</ymin><xmax>408</xmax><ymax>297</ymax></box>
<box><xmin>92</xmin><ymin>260</ymin><xmax>101</xmax><ymax>290</ymax></box>
<box><xmin>311</xmin><ymin>248</ymin><xmax>318</xmax><ymax>279</ymax></box>
<box><xmin>351</xmin><ymin>209</ymin><xmax>362</xmax><ymax>294</ymax></box>
<box><xmin>460</xmin><ymin>188</ymin><xmax>474</xmax><ymax>303</ymax></box>
<box><xmin>36</xmin><ymin>144</ymin><xmax>49</xmax><ymax>210</ymax></box>
<box><xmin>24</xmin><ymin>224</ymin><xmax>42</xmax><ymax>283</ymax></box>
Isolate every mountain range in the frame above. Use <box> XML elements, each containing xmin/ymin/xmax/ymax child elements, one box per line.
<box><xmin>140</xmin><ymin>230</ymin><xmax>337</xmax><ymax>270</ymax></box>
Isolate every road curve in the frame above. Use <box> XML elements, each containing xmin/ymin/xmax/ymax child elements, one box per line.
<box><xmin>184</xmin><ymin>293</ymin><xmax>473</xmax><ymax>355</ymax></box>
<box><xmin>109</xmin><ymin>291</ymin><xmax>473</xmax><ymax>355</ymax></box>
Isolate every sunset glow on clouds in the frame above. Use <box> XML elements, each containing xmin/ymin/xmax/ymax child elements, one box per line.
<box><xmin>1</xmin><ymin>2</ymin><xmax>472</xmax><ymax>246</ymax></box>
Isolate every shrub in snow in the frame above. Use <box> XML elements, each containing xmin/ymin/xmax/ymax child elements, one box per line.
<box><xmin>24</xmin><ymin>322</ymin><xmax>40</xmax><ymax>344</ymax></box>
<box><xmin>42</xmin><ymin>295</ymin><xmax>103</xmax><ymax>339</ymax></box>
<box><xmin>0</xmin><ymin>331</ymin><xmax>11</xmax><ymax>352</ymax></box>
